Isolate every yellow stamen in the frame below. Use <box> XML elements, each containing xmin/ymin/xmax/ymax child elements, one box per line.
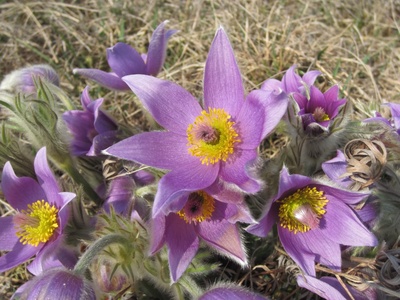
<box><xmin>187</xmin><ymin>108</ymin><xmax>240</xmax><ymax>165</ymax></box>
<box><xmin>178</xmin><ymin>191</ymin><xmax>215</xmax><ymax>224</ymax></box>
<box><xmin>278</xmin><ymin>187</ymin><xmax>328</xmax><ymax>234</ymax></box>
<box><xmin>14</xmin><ymin>200</ymin><xmax>59</xmax><ymax>247</ymax></box>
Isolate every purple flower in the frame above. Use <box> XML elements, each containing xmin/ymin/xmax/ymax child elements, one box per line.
<box><xmin>297</xmin><ymin>274</ymin><xmax>374</xmax><ymax>300</ymax></box>
<box><xmin>150</xmin><ymin>187</ymin><xmax>254</xmax><ymax>282</ymax></box>
<box><xmin>246</xmin><ymin>167</ymin><xmax>377</xmax><ymax>276</ymax></box>
<box><xmin>261</xmin><ymin>65</ymin><xmax>321</xmax><ymax>96</ymax></box>
<box><xmin>0</xmin><ymin>147</ymin><xmax>76</xmax><ymax>275</ymax></box>
<box><xmin>199</xmin><ymin>284</ymin><xmax>269</xmax><ymax>300</ymax></box>
<box><xmin>364</xmin><ymin>102</ymin><xmax>400</xmax><ymax>136</ymax></box>
<box><xmin>12</xmin><ymin>267</ymin><xmax>96</xmax><ymax>300</ymax></box>
<box><xmin>105</xmin><ymin>28</ymin><xmax>288</xmax><ymax>216</ymax></box>
<box><xmin>293</xmin><ymin>84</ymin><xmax>346</xmax><ymax>133</ymax></box>
<box><xmin>73</xmin><ymin>21</ymin><xmax>177</xmax><ymax>90</ymax></box>
<box><xmin>103</xmin><ymin>171</ymin><xmax>154</xmax><ymax>220</ymax></box>
<box><xmin>0</xmin><ymin>64</ymin><xmax>59</xmax><ymax>94</ymax></box>
<box><xmin>63</xmin><ymin>86</ymin><xmax>118</xmax><ymax>156</ymax></box>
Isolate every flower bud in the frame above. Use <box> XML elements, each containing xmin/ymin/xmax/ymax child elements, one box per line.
<box><xmin>1</xmin><ymin>64</ymin><xmax>59</xmax><ymax>94</ymax></box>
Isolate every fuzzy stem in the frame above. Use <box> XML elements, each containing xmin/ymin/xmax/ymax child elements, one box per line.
<box><xmin>61</xmin><ymin>159</ymin><xmax>104</xmax><ymax>209</ymax></box>
<box><xmin>74</xmin><ymin>234</ymin><xmax>128</xmax><ymax>275</ymax></box>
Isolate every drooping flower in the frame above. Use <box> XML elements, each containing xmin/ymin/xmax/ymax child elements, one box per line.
<box><xmin>199</xmin><ymin>284</ymin><xmax>269</xmax><ymax>300</ymax></box>
<box><xmin>246</xmin><ymin>167</ymin><xmax>377</xmax><ymax>276</ymax></box>
<box><xmin>63</xmin><ymin>86</ymin><xmax>118</xmax><ymax>156</ymax></box>
<box><xmin>73</xmin><ymin>21</ymin><xmax>177</xmax><ymax>91</ymax></box>
<box><xmin>0</xmin><ymin>64</ymin><xmax>59</xmax><ymax>94</ymax></box>
<box><xmin>0</xmin><ymin>147</ymin><xmax>76</xmax><ymax>275</ymax></box>
<box><xmin>297</xmin><ymin>274</ymin><xmax>374</xmax><ymax>300</ymax></box>
<box><xmin>12</xmin><ymin>267</ymin><xmax>96</xmax><ymax>300</ymax></box>
<box><xmin>105</xmin><ymin>27</ymin><xmax>288</xmax><ymax>216</ymax></box>
<box><xmin>150</xmin><ymin>186</ymin><xmax>255</xmax><ymax>282</ymax></box>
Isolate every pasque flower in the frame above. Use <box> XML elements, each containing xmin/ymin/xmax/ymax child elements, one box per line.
<box><xmin>150</xmin><ymin>186</ymin><xmax>255</xmax><ymax>282</ymax></box>
<box><xmin>246</xmin><ymin>167</ymin><xmax>377</xmax><ymax>276</ymax></box>
<box><xmin>73</xmin><ymin>21</ymin><xmax>177</xmax><ymax>90</ymax></box>
<box><xmin>12</xmin><ymin>267</ymin><xmax>96</xmax><ymax>300</ymax></box>
<box><xmin>199</xmin><ymin>284</ymin><xmax>269</xmax><ymax>300</ymax></box>
<box><xmin>63</xmin><ymin>86</ymin><xmax>118</xmax><ymax>156</ymax></box>
<box><xmin>0</xmin><ymin>147</ymin><xmax>76</xmax><ymax>275</ymax></box>
<box><xmin>364</xmin><ymin>102</ymin><xmax>400</xmax><ymax>137</ymax></box>
<box><xmin>261</xmin><ymin>65</ymin><xmax>321</xmax><ymax>96</ymax></box>
<box><xmin>297</xmin><ymin>274</ymin><xmax>373</xmax><ymax>300</ymax></box>
<box><xmin>105</xmin><ymin>27</ymin><xmax>288</xmax><ymax>216</ymax></box>
<box><xmin>0</xmin><ymin>64</ymin><xmax>59</xmax><ymax>94</ymax></box>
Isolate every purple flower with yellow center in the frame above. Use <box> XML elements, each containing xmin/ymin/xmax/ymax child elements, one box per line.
<box><xmin>104</xmin><ymin>28</ymin><xmax>288</xmax><ymax>216</ymax></box>
<box><xmin>150</xmin><ymin>187</ymin><xmax>255</xmax><ymax>282</ymax></box>
<box><xmin>0</xmin><ymin>147</ymin><xmax>76</xmax><ymax>275</ymax></box>
<box><xmin>73</xmin><ymin>21</ymin><xmax>177</xmax><ymax>91</ymax></box>
<box><xmin>246</xmin><ymin>167</ymin><xmax>377</xmax><ymax>276</ymax></box>
<box><xmin>63</xmin><ymin>86</ymin><xmax>118</xmax><ymax>156</ymax></box>
<box><xmin>293</xmin><ymin>84</ymin><xmax>346</xmax><ymax>132</ymax></box>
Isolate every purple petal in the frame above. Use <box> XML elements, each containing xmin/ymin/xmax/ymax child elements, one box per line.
<box><xmin>203</xmin><ymin>28</ymin><xmax>244</xmax><ymax>117</ymax></box>
<box><xmin>1</xmin><ymin>162</ymin><xmax>46</xmax><ymax>210</ymax></box>
<box><xmin>302</xmin><ymin>70</ymin><xmax>321</xmax><ymax>87</ymax></box>
<box><xmin>0</xmin><ymin>242</ymin><xmax>39</xmax><ymax>273</ymax></box>
<box><xmin>278</xmin><ymin>227</ymin><xmax>316</xmax><ymax>276</ymax></box>
<box><xmin>307</xmin><ymin>86</ymin><xmax>326</xmax><ymax>113</ymax></box>
<box><xmin>122</xmin><ymin>75</ymin><xmax>202</xmax><ymax>134</ymax></box>
<box><xmin>282</xmin><ymin>65</ymin><xmax>301</xmax><ymax>93</ymax></box>
<box><xmin>34</xmin><ymin>147</ymin><xmax>61</xmax><ymax>207</ymax></box>
<box><xmin>247</xmin><ymin>89</ymin><xmax>288</xmax><ymax>140</ymax></box>
<box><xmin>90</xmin><ymin>99</ymin><xmax>117</xmax><ymax>133</ymax></box>
<box><xmin>197</xmin><ymin>218</ymin><xmax>247</xmax><ymax>265</ymax></box>
<box><xmin>104</xmin><ymin>131</ymin><xmax>191</xmax><ymax>170</ymax></box>
<box><xmin>80</xmin><ymin>86</ymin><xmax>92</xmax><ymax>108</ymax></box>
<box><xmin>88</xmin><ymin>131</ymin><xmax>118</xmax><ymax>156</ymax></box>
<box><xmin>205</xmin><ymin>180</ymin><xmax>244</xmax><ymax>204</ymax></box>
<box><xmin>276</xmin><ymin>167</ymin><xmax>312</xmax><ymax>200</ymax></box>
<box><xmin>104</xmin><ymin>176</ymin><xmax>136</xmax><ymax>214</ymax></box>
<box><xmin>321</xmin><ymin>150</ymin><xmax>351</xmax><ymax>187</ymax></box>
<box><xmin>298</xmin><ymin>228</ymin><xmax>342</xmax><ymax>272</ymax></box>
<box><xmin>246</xmin><ymin>203</ymin><xmax>279</xmax><ymax>237</ymax></box>
<box><xmin>73</xmin><ymin>69</ymin><xmax>129</xmax><ymax>90</ymax></box>
<box><xmin>199</xmin><ymin>286</ymin><xmax>269</xmax><ymax>300</ymax></box>
<box><xmin>387</xmin><ymin>102</ymin><xmax>400</xmax><ymax>130</ymax></box>
<box><xmin>261</xmin><ymin>78</ymin><xmax>283</xmax><ymax>92</ymax></box>
<box><xmin>320</xmin><ymin>277</ymin><xmax>371</xmax><ymax>300</ymax></box>
<box><xmin>219</xmin><ymin>149</ymin><xmax>260</xmax><ymax>193</ymax></box>
<box><xmin>297</xmin><ymin>275</ymin><xmax>349</xmax><ymax>300</ymax></box>
<box><xmin>234</xmin><ymin>92</ymin><xmax>265</xmax><ymax>149</ymax></box>
<box><xmin>317</xmin><ymin>184</ymin><xmax>369</xmax><ymax>205</ymax></box>
<box><xmin>153</xmin><ymin>163</ymin><xmax>219</xmax><ymax>216</ymax></box>
<box><xmin>106</xmin><ymin>42</ymin><xmax>146</xmax><ymax>77</ymax></box>
<box><xmin>0</xmin><ymin>216</ymin><xmax>19</xmax><ymax>251</ymax></box>
<box><xmin>165</xmin><ymin>214</ymin><xmax>199</xmax><ymax>282</ymax></box>
<box><xmin>28</xmin><ymin>235</ymin><xmax>78</xmax><ymax>276</ymax></box>
<box><xmin>293</xmin><ymin>93</ymin><xmax>308</xmax><ymax>110</ymax></box>
<box><xmin>321</xmin><ymin>200</ymin><xmax>377</xmax><ymax>247</ymax></box>
<box><xmin>57</xmin><ymin>192</ymin><xmax>75</xmax><ymax>230</ymax></box>
<box><xmin>146</xmin><ymin>21</ymin><xmax>176</xmax><ymax>76</ymax></box>
<box><xmin>149</xmin><ymin>213</ymin><xmax>166</xmax><ymax>255</ymax></box>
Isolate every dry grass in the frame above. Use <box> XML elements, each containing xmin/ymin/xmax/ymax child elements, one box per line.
<box><xmin>0</xmin><ymin>0</ymin><xmax>399</xmax><ymax>298</ymax></box>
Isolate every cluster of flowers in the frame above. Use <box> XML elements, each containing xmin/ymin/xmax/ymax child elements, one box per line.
<box><xmin>0</xmin><ymin>21</ymin><xmax>399</xmax><ymax>299</ymax></box>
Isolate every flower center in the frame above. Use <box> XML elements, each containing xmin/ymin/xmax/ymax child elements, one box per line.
<box><xmin>313</xmin><ymin>107</ymin><xmax>330</xmax><ymax>122</ymax></box>
<box><xmin>14</xmin><ymin>200</ymin><xmax>59</xmax><ymax>247</ymax></box>
<box><xmin>177</xmin><ymin>191</ymin><xmax>215</xmax><ymax>224</ymax></box>
<box><xmin>187</xmin><ymin>108</ymin><xmax>240</xmax><ymax>165</ymax></box>
<box><xmin>278</xmin><ymin>187</ymin><xmax>328</xmax><ymax>234</ymax></box>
